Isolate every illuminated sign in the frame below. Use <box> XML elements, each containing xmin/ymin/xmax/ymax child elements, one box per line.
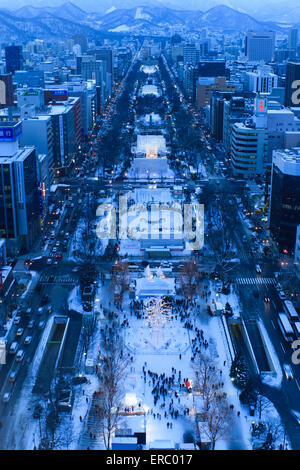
<box><xmin>0</xmin><ymin>122</ymin><xmax>22</xmax><ymax>142</ymax></box>
<box><xmin>52</xmin><ymin>89</ymin><xmax>68</xmax><ymax>96</ymax></box>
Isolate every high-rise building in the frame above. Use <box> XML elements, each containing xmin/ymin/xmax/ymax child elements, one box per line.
<box><xmin>72</xmin><ymin>34</ymin><xmax>88</xmax><ymax>54</ymax></box>
<box><xmin>288</xmin><ymin>28</ymin><xmax>298</xmax><ymax>51</ymax></box>
<box><xmin>183</xmin><ymin>44</ymin><xmax>197</xmax><ymax>66</ymax></box>
<box><xmin>244</xmin><ymin>66</ymin><xmax>278</xmax><ymax>93</ymax></box>
<box><xmin>284</xmin><ymin>61</ymin><xmax>300</xmax><ymax>107</ymax></box>
<box><xmin>5</xmin><ymin>46</ymin><xmax>23</xmax><ymax>74</ymax></box>
<box><xmin>245</xmin><ymin>32</ymin><xmax>275</xmax><ymax>63</ymax></box>
<box><xmin>0</xmin><ymin>121</ymin><xmax>40</xmax><ymax>254</ymax></box>
<box><xmin>230</xmin><ymin>97</ymin><xmax>269</xmax><ymax>177</ymax></box>
<box><xmin>269</xmin><ymin>148</ymin><xmax>300</xmax><ymax>252</ymax></box>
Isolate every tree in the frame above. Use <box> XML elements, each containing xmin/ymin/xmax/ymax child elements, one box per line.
<box><xmin>230</xmin><ymin>353</ymin><xmax>250</xmax><ymax>389</ymax></box>
<box><xmin>179</xmin><ymin>260</ymin><xmax>201</xmax><ymax>300</ymax></box>
<box><xmin>193</xmin><ymin>353</ymin><xmax>220</xmax><ymax>412</ymax></box>
<box><xmin>97</xmin><ymin>332</ymin><xmax>131</xmax><ymax>449</ymax></box>
<box><xmin>207</xmin><ymin>204</ymin><xmax>236</xmax><ymax>283</ymax></box>
<box><xmin>198</xmin><ymin>398</ymin><xmax>234</xmax><ymax>450</ymax></box>
<box><xmin>82</xmin><ymin>314</ymin><xmax>97</xmax><ymax>356</ymax></box>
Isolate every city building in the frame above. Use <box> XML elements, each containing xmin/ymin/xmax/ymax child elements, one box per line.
<box><xmin>245</xmin><ymin>31</ymin><xmax>275</xmax><ymax>63</ymax></box>
<box><xmin>244</xmin><ymin>66</ymin><xmax>278</xmax><ymax>93</ymax></box>
<box><xmin>5</xmin><ymin>46</ymin><xmax>23</xmax><ymax>74</ymax></box>
<box><xmin>0</xmin><ymin>122</ymin><xmax>40</xmax><ymax>254</ymax></box>
<box><xmin>230</xmin><ymin>97</ymin><xmax>269</xmax><ymax>177</ymax></box>
<box><xmin>284</xmin><ymin>61</ymin><xmax>300</xmax><ymax>108</ymax></box>
<box><xmin>269</xmin><ymin>148</ymin><xmax>300</xmax><ymax>252</ymax></box>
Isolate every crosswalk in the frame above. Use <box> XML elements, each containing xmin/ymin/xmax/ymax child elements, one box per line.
<box><xmin>39</xmin><ymin>275</ymin><xmax>77</xmax><ymax>285</ymax></box>
<box><xmin>236</xmin><ymin>277</ymin><xmax>275</xmax><ymax>286</ymax></box>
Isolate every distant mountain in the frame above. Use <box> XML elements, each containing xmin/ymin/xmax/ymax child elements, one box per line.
<box><xmin>14</xmin><ymin>2</ymin><xmax>89</xmax><ymax>21</ymax></box>
<box><xmin>0</xmin><ymin>3</ymin><xmax>288</xmax><ymax>42</ymax></box>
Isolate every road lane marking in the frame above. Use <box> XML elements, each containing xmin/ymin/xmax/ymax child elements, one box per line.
<box><xmin>280</xmin><ymin>342</ymin><xmax>286</xmax><ymax>353</ymax></box>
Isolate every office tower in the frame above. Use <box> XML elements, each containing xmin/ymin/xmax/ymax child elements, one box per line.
<box><xmin>0</xmin><ymin>121</ymin><xmax>40</xmax><ymax>254</ymax></box>
<box><xmin>288</xmin><ymin>28</ymin><xmax>298</xmax><ymax>51</ymax></box>
<box><xmin>245</xmin><ymin>66</ymin><xmax>278</xmax><ymax>93</ymax></box>
<box><xmin>197</xmin><ymin>61</ymin><xmax>229</xmax><ymax>78</ymax></box>
<box><xmin>20</xmin><ymin>115</ymin><xmax>54</xmax><ymax>187</ymax></box>
<box><xmin>72</xmin><ymin>34</ymin><xmax>88</xmax><ymax>54</ymax></box>
<box><xmin>5</xmin><ymin>46</ymin><xmax>23</xmax><ymax>74</ymax></box>
<box><xmin>285</xmin><ymin>61</ymin><xmax>300</xmax><ymax>107</ymax></box>
<box><xmin>245</xmin><ymin>32</ymin><xmax>275</xmax><ymax>62</ymax></box>
<box><xmin>183</xmin><ymin>44</ymin><xmax>197</xmax><ymax>66</ymax></box>
<box><xmin>269</xmin><ymin>148</ymin><xmax>300</xmax><ymax>252</ymax></box>
<box><xmin>88</xmin><ymin>48</ymin><xmax>113</xmax><ymax>75</ymax></box>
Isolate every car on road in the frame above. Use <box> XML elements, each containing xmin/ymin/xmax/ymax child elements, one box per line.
<box><xmin>27</xmin><ymin>319</ymin><xmax>34</xmax><ymax>329</ymax></box>
<box><xmin>16</xmin><ymin>349</ymin><xmax>24</xmax><ymax>362</ymax></box>
<box><xmin>255</xmin><ymin>264</ymin><xmax>262</xmax><ymax>273</ymax></box>
<box><xmin>9</xmin><ymin>342</ymin><xmax>18</xmax><ymax>355</ymax></box>
<box><xmin>2</xmin><ymin>392</ymin><xmax>11</xmax><ymax>403</ymax></box>
<box><xmin>13</xmin><ymin>316</ymin><xmax>21</xmax><ymax>325</ymax></box>
<box><xmin>38</xmin><ymin>321</ymin><xmax>45</xmax><ymax>330</ymax></box>
<box><xmin>279</xmin><ymin>291</ymin><xmax>288</xmax><ymax>300</ymax></box>
<box><xmin>16</xmin><ymin>328</ymin><xmax>24</xmax><ymax>336</ymax></box>
<box><xmin>24</xmin><ymin>336</ymin><xmax>32</xmax><ymax>345</ymax></box>
<box><xmin>291</xmin><ymin>410</ymin><xmax>300</xmax><ymax>425</ymax></box>
<box><xmin>37</xmin><ymin>307</ymin><xmax>43</xmax><ymax>315</ymax></box>
<box><xmin>8</xmin><ymin>371</ymin><xmax>17</xmax><ymax>383</ymax></box>
<box><xmin>46</xmin><ymin>258</ymin><xmax>52</xmax><ymax>265</ymax></box>
<box><xmin>283</xmin><ymin>363</ymin><xmax>294</xmax><ymax>380</ymax></box>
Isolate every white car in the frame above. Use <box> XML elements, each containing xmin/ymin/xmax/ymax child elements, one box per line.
<box><xmin>46</xmin><ymin>258</ymin><xmax>52</xmax><ymax>265</ymax></box>
<box><xmin>283</xmin><ymin>363</ymin><xmax>294</xmax><ymax>380</ymax></box>
<box><xmin>2</xmin><ymin>392</ymin><xmax>11</xmax><ymax>403</ymax></box>
<box><xmin>24</xmin><ymin>335</ymin><xmax>32</xmax><ymax>345</ymax></box>
<box><xmin>16</xmin><ymin>328</ymin><xmax>24</xmax><ymax>336</ymax></box>
<box><xmin>14</xmin><ymin>316</ymin><xmax>21</xmax><ymax>325</ymax></box>
<box><xmin>255</xmin><ymin>264</ymin><xmax>262</xmax><ymax>274</ymax></box>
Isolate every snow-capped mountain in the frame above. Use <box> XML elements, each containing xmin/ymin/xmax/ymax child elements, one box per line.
<box><xmin>0</xmin><ymin>2</ymin><xmax>290</xmax><ymax>42</ymax></box>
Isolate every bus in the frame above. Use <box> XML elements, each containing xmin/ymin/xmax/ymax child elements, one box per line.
<box><xmin>278</xmin><ymin>313</ymin><xmax>294</xmax><ymax>342</ymax></box>
<box><xmin>293</xmin><ymin>322</ymin><xmax>300</xmax><ymax>340</ymax></box>
<box><xmin>283</xmin><ymin>300</ymin><xmax>299</xmax><ymax>322</ymax></box>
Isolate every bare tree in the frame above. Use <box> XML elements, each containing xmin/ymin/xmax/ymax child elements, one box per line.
<box><xmin>179</xmin><ymin>260</ymin><xmax>201</xmax><ymax>300</ymax></box>
<box><xmin>82</xmin><ymin>314</ymin><xmax>97</xmax><ymax>356</ymax></box>
<box><xmin>207</xmin><ymin>204</ymin><xmax>236</xmax><ymax>283</ymax></box>
<box><xmin>193</xmin><ymin>353</ymin><xmax>220</xmax><ymax>412</ymax></box>
<box><xmin>96</xmin><ymin>333</ymin><xmax>131</xmax><ymax>449</ymax></box>
<box><xmin>198</xmin><ymin>398</ymin><xmax>234</xmax><ymax>450</ymax></box>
